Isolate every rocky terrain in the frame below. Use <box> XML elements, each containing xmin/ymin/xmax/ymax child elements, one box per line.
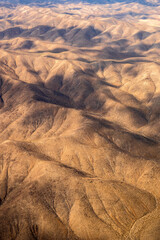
<box><xmin>0</xmin><ymin>2</ymin><xmax>160</xmax><ymax>240</ymax></box>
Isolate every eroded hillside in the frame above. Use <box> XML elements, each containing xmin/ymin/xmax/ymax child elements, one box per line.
<box><xmin>0</xmin><ymin>2</ymin><xmax>160</xmax><ymax>240</ymax></box>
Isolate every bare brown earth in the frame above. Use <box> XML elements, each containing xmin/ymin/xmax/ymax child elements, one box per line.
<box><xmin>0</xmin><ymin>2</ymin><xmax>160</xmax><ymax>240</ymax></box>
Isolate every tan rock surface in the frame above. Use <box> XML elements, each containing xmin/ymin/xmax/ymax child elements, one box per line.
<box><xmin>0</xmin><ymin>2</ymin><xmax>160</xmax><ymax>239</ymax></box>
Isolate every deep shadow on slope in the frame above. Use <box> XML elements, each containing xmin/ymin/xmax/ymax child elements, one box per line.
<box><xmin>84</xmin><ymin>113</ymin><xmax>160</xmax><ymax>160</ymax></box>
<box><xmin>0</xmin><ymin>76</ymin><xmax>4</xmax><ymax>109</ymax></box>
<box><xmin>0</xmin><ymin>25</ymin><xmax>102</xmax><ymax>47</ymax></box>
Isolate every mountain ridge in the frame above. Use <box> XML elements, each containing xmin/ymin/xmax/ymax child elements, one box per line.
<box><xmin>0</xmin><ymin>2</ymin><xmax>160</xmax><ymax>240</ymax></box>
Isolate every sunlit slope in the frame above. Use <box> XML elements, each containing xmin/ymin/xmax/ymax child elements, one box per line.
<box><xmin>0</xmin><ymin>3</ymin><xmax>160</xmax><ymax>240</ymax></box>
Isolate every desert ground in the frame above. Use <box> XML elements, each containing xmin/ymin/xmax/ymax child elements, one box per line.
<box><xmin>0</xmin><ymin>2</ymin><xmax>160</xmax><ymax>239</ymax></box>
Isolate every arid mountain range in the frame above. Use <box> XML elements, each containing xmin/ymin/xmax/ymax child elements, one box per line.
<box><xmin>0</xmin><ymin>0</ymin><xmax>160</xmax><ymax>6</ymax></box>
<box><xmin>0</xmin><ymin>2</ymin><xmax>160</xmax><ymax>240</ymax></box>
